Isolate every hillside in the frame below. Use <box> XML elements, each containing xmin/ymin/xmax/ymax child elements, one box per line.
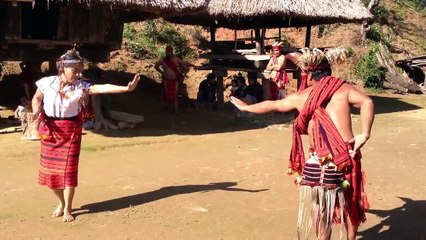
<box><xmin>104</xmin><ymin>0</ymin><xmax>426</xmax><ymax>99</ymax></box>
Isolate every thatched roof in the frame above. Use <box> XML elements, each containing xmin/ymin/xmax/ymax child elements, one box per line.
<box><xmin>165</xmin><ymin>0</ymin><xmax>373</xmax><ymax>29</ymax></box>
<box><xmin>34</xmin><ymin>0</ymin><xmax>206</xmax><ymax>21</ymax></box>
<box><xmin>83</xmin><ymin>0</ymin><xmax>207</xmax><ymax>13</ymax></box>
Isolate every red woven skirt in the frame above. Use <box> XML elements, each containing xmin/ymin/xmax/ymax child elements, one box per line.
<box><xmin>162</xmin><ymin>77</ymin><xmax>178</xmax><ymax>103</ymax></box>
<box><xmin>269</xmin><ymin>80</ymin><xmax>279</xmax><ymax>100</ymax></box>
<box><xmin>38</xmin><ymin>117</ymin><xmax>82</xmax><ymax>189</ymax></box>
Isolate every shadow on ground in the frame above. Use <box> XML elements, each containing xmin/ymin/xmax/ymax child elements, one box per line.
<box><xmin>363</xmin><ymin>95</ymin><xmax>422</xmax><ymax>115</ymax></box>
<box><xmin>358</xmin><ymin>197</ymin><xmax>426</xmax><ymax>240</ymax></box>
<box><xmin>74</xmin><ymin>182</ymin><xmax>268</xmax><ymax>218</ymax></box>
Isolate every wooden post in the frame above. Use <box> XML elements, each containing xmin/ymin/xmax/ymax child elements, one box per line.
<box><xmin>213</xmin><ymin>69</ymin><xmax>227</xmax><ymax>106</ymax></box>
<box><xmin>254</xmin><ymin>28</ymin><xmax>265</xmax><ymax>54</ymax></box>
<box><xmin>278</xmin><ymin>27</ymin><xmax>282</xmax><ymax>42</ymax></box>
<box><xmin>210</xmin><ymin>26</ymin><xmax>216</xmax><ymax>53</ymax></box>
<box><xmin>216</xmin><ymin>76</ymin><xmax>224</xmax><ymax>106</ymax></box>
<box><xmin>234</xmin><ymin>29</ymin><xmax>237</xmax><ymax>50</ymax></box>
<box><xmin>305</xmin><ymin>24</ymin><xmax>312</xmax><ymax>48</ymax></box>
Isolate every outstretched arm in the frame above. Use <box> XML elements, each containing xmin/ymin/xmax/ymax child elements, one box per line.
<box><xmin>176</xmin><ymin>57</ymin><xmax>195</xmax><ymax>67</ymax></box>
<box><xmin>348</xmin><ymin>86</ymin><xmax>375</xmax><ymax>154</ymax></box>
<box><xmin>89</xmin><ymin>73</ymin><xmax>141</xmax><ymax>95</ymax></box>
<box><xmin>230</xmin><ymin>93</ymin><xmax>299</xmax><ymax>114</ymax></box>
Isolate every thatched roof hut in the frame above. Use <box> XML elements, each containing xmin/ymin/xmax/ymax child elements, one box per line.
<box><xmin>51</xmin><ymin>0</ymin><xmax>208</xmax><ymax>21</ymax></box>
<box><xmin>86</xmin><ymin>0</ymin><xmax>206</xmax><ymax>11</ymax></box>
<box><xmin>166</xmin><ymin>0</ymin><xmax>372</xmax><ymax>29</ymax></box>
<box><xmin>0</xmin><ymin>0</ymin><xmax>207</xmax><ymax>61</ymax></box>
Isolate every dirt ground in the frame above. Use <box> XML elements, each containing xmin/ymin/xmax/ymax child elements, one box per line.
<box><xmin>0</xmin><ymin>90</ymin><xmax>425</xmax><ymax>240</ymax></box>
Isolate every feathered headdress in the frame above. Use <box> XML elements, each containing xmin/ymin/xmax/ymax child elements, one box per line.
<box><xmin>295</xmin><ymin>47</ymin><xmax>348</xmax><ymax>71</ymax></box>
<box><xmin>272</xmin><ymin>41</ymin><xmax>283</xmax><ymax>51</ymax></box>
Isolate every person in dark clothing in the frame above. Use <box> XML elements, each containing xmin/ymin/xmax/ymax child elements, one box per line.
<box><xmin>243</xmin><ymin>77</ymin><xmax>264</xmax><ymax>104</ymax></box>
<box><xmin>197</xmin><ymin>73</ymin><xmax>217</xmax><ymax>109</ymax></box>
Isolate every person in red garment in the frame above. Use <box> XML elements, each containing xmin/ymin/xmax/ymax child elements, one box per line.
<box><xmin>31</xmin><ymin>48</ymin><xmax>141</xmax><ymax>222</ymax></box>
<box><xmin>231</xmin><ymin>47</ymin><xmax>374</xmax><ymax>240</ymax></box>
<box><xmin>265</xmin><ymin>42</ymin><xmax>289</xmax><ymax>100</ymax></box>
<box><xmin>155</xmin><ymin>46</ymin><xmax>195</xmax><ymax>113</ymax></box>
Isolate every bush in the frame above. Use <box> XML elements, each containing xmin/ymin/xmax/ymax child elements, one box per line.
<box><xmin>123</xmin><ymin>19</ymin><xmax>197</xmax><ymax>61</ymax></box>
<box><xmin>354</xmin><ymin>43</ymin><xmax>385</xmax><ymax>89</ymax></box>
<box><xmin>396</xmin><ymin>0</ymin><xmax>426</xmax><ymax>15</ymax></box>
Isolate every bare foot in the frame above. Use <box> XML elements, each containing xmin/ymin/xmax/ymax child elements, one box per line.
<box><xmin>62</xmin><ymin>209</ymin><xmax>74</xmax><ymax>222</ymax></box>
<box><xmin>51</xmin><ymin>205</ymin><xmax>64</xmax><ymax>218</ymax></box>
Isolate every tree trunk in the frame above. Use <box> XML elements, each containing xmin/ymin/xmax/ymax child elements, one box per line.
<box><xmin>376</xmin><ymin>43</ymin><xmax>422</xmax><ymax>94</ymax></box>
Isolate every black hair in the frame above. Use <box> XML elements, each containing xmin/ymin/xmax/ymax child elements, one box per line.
<box><xmin>207</xmin><ymin>73</ymin><xmax>216</xmax><ymax>81</ymax></box>
<box><xmin>235</xmin><ymin>76</ymin><xmax>246</xmax><ymax>84</ymax></box>
<box><xmin>310</xmin><ymin>59</ymin><xmax>332</xmax><ymax>81</ymax></box>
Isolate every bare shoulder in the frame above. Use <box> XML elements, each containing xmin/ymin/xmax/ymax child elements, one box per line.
<box><xmin>155</xmin><ymin>58</ymin><xmax>163</xmax><ymax>65</ymax></box>
<box><xmin>172</xmin><ymin>56</ymin><xmax>182</xmax><ymax>62</ymax></box>
<box><xmin>287</xmin><ymin>88</ymin><xmax>312</xmax><ymax>110</ymax></box>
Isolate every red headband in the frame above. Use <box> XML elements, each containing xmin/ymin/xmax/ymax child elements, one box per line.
<box><xmin>165</xmin><ymin>46</ymin><xmax>173</xmax><ymax>53</ymax></box>
<box><xmin>272</xmin><ymin>45</ymin><xmax>282</xmax><ymax>51</ymax></box>
<box><xmin>307</xmin><ymin>63</ymin><xmax>331</xmax><ymax>71</ymax></box>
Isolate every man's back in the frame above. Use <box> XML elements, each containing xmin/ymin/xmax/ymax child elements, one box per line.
<box><xmin>294</xmin><ymin>82</ymin><xmax>354</xmax><ymax>144</ymax></box>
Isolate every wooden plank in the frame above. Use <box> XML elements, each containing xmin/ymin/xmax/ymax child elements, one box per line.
<box><xmin>199</xmin><ymin>53</ymin><xmax>271</xmax><ymax>61</ymax></box>
<box><xmin>196</xmin><ymin>64</ymin><xmax>298</xmax><ymax>73</ymax></box>
<box><xmin>4</xmin><ymin>39</ymin><xmax>73</xmax><ymax>45</ymax></box>
<box><xmin>68</xmin><ymin>3</ymin><xmax>89</xmax><ymax>42</ymax></box>
<box><xmin>4</xmin><ymin>4</ymin><xmax>21</xmax><ymax>40</ymax></box>
<box><xmin>88</xmin><ymin>7</ymin><xmax>105</xmax><ymax>43</ymax></box>
<box><xmin>56</xmin><ymin>6</ymin><xmax>69</xmax><ymax>40</ymax></box>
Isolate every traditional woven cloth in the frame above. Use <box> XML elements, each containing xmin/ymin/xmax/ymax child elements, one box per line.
<box><xmin>38</xmin><ymin>116</ymin><xmax>82</xmax><ymax>189</ymax></box>
<box><xmin>162</xmin><ymin>77</ymin><xmax>178</xmax><ymax>103</ymax></box>
<box><xmin>289</xmin><ymin>76</ymin><xmax>368</xmax><ymax>227</ymax></box>
<box><xmin>269</xmin><ymin>55</ymin><xmax>289</xmax><ymax>100</ymax></box>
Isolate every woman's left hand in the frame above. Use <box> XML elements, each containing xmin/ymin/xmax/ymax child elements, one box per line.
<box><xmin>127</xmin><ymin>73</ymin><xmax>141</xmax><ymax>92</ymax></box>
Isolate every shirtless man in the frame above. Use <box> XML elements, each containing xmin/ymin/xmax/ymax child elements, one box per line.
<box><xmin>231</xmin><ymin>48</ymin><xmax>374</xmax><ymax>240</ymax></box>
<box><xmin>265</xmin><ymin>42</ymin><xmax>288</xmax><ymax>100</ymax></box>
<box><xmin>154</xmin><ymin>46</ymin><xmax>195</xmax><ymax>113</ymax></box>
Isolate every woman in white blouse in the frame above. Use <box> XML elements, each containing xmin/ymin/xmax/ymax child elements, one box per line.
<box><xmin>31</xmin><ymin>49</ymin><xmax>140</xmax><ymax>222</ymax></box>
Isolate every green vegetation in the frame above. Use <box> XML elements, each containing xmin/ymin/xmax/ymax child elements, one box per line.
<box><xmin>396</xmin><ymin>0</ymin><xmax>426</xmax><ymax>15</ymax></box>
<box><xmin>123</xmin><ymin>19</ymin><xmax>197</xmax><ymax>61</ymax></box>
<box><xmin>354</xmin><ymin>43</ymin><xmax>385</xmax><ymax>89</ymax></box>
<box><xmin>365</xmin><ymin>23</ymin><xmax>394</xmax><ymax>51</ymax></box>
<box><xmin>345</xmin><ymin>47</ymin><xmax>355</xmax><ymax>57</ymax></box>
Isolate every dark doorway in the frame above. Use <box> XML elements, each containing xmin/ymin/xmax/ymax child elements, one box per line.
<box><xmin>21</xmin><ymin>0</ymin><xmax>60</xmax><ymax>40</ymax></box>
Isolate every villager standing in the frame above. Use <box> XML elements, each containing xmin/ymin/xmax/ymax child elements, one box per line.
<box><xmin>31</xmin><ymin>48</ymin><xmax>141</xmax><ymax>222</ymax></box>
<box><xmin>231</xmin><ymin>48</ymin><xmax>374</xmax><ymax>240</ymax></box>
<box><xmin>265</xmin><ymin>42</ymin><xmax>289</xmax><ymax>100</ymax></box>
<box><xmin>154</xmin><ymin>46</ymin><xmax>195</xmax><ymax>114</ymax></box>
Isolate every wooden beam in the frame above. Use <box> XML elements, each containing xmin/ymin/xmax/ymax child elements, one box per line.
<box><xmin>199</xmin><ymin>53</ymin><xmax>271</xmax><ymax>61</ymax></box>
<box><xmin>305</xmin><ymin>24</ymin><xmax>312</xmax><ymax>48</ymax></box>
<box><xmin>234</xmin><ymin>29</ymin><xmax>237</xmax><ymax>50</ymax></box>
<box><xmin>210</xmin><ymin>26</ymin><xmax>216</xmax><ymax>53</ymax></box>
<box><xmin>196</xmin><ymin>64</ymin><xmax>298</xmax><ymax>73</ymax></box>
<box><xmin>254</xmin><ymin>28</ymin><xmax>262</xmax><ymax>54</ymax></box>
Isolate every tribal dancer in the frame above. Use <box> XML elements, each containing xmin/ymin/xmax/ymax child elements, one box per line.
<box><xmin>155</xmin><ymin>46</ymin><xmax>195</xmax><ymax>113</ymax></box>
<box><xmin>31</xmin><ymin>48</ymin><xmax>141</xmax><ymax>222</ymax></box>
<box><xmin>231</xmin><ymin>47</ymin><xmax>374</xmax><ymax>240</ymax></box>
<box><xmin>266</xmin><ymin>42</ymin><xmax>289</xmax><ymax>99</ymax></box>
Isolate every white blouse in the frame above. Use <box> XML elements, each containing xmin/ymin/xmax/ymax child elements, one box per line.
<box><xmin>36</xmin><ymin>76</ymin><xmax>91</xmax><ymax>118</ymax></box>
